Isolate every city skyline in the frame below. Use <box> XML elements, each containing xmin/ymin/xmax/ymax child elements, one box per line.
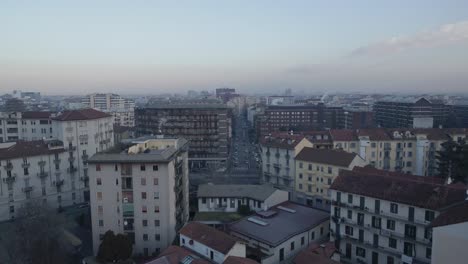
<box><xmin>1</xmin><ymin>1</ymin><xmax>468</xmax><ymax>95</ymax></box>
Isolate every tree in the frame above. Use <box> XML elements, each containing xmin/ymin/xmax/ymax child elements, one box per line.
<box><xmin>237</xmin><ymin>204</ymin><xmax>252</xmax><ymax>216</ymax></box>
<box><xmin>97</xmin><ymin>230</ymin><xmax>133</xmax><ymax>263</ymax></box>
<box><xmin>0</xmin><ymin>202</ymin><xmax>70</xmax><ymax>264</ymax></box>
<box><xmin>436</xmin><ymin>138</ymin><xmax>468</xmax><ymax>183</ymax></box>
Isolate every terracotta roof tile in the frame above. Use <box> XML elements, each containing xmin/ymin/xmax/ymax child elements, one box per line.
<box><xmin>147</xmin><ymin>245</ymin><xmax>211</xmax><ymax>264</ymax></box>
<box><xmin>52</xmin><ymin>108</ymin><xmax>111</xmax><ymax>121</ymax></box>
<box><xmin>21</xmin><ymin>111</ymin><xmax>52</xmax><ymax>119</ymax></box>
<box><xmin>223</xmin><ymin>256</ymin><xmax>259</xmax><ymax>264</ymax></box>
<box><xmin>295</xmin><ymin>147</ymin><xmax>358</xmax><ymax>167</ymax></box>
<box><xmin>179</xmin><ymin>222</ymin><xmax>238</xmax><ymax>254</ymax></box>
<box><xmin>329</xmin><ymin>129</ymin><xmax>357</xmax><ymax>141</ymax></box>
<box><xmin>294</xmin><ymin>242</ymin><xmax>340</xmax><ymax>264</ymax></box>
<box><xmin>430</xmin><ymin>201</ymin><xmax>468</xmax><ymax>228</ymax></box>
<box><xmin>331</xmin><ymin>168</ymin><xmax>466</xmax><ymax>210</ymax></box>
<box><xmin>0</xmin><ymin>140</ymin><xmax>65</xmax><ymax>160</ymax></box>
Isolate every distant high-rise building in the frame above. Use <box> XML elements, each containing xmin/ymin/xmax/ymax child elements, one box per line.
<box><xmin>215</xmin><ymin>88</ymin><xmax>238</xmax><ymax>103</ymax></box>
<box><xmin>88</xmin><ymin>137</ymin><xmax>189</xmax><ymax>256</ymax></box>
<box><xmin>135</xmin><ymin>104</ymin><xmax>231</xmax><ymax>169</ymax></box>
<box><xmin>343</xmin><ymin>109</ymin><xmax>375</xmax><ymax>129</ymax></box>
<box><xmin>82</xmin><ymin>93</ymin><xmax>135</xmax><ymax>127</ymax></box>
<box><xmin>374</xmin><ymin>98</ymin><xmax>451</xmax><ymax>128</ymax></box>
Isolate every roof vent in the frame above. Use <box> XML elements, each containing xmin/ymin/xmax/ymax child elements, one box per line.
<box><xmin>277</xmin><ymin>206</ymin><xmax>296</xmax><ymax>213</ymax></box>
<box><xmin>247</xmin><ymin>217</ymin><xmax>268</xmax><ymax>226</ymax></box>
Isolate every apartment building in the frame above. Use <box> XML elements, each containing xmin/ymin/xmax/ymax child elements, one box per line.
<box><xmin>135</xmin><ymin>104</ymin><xmax>231</xmax><ymax>169</ymax></box>
<box><xmin>259</xmin><ymin>135</ymin><xmax>312</xmax><ymax>194</ymax></box>
<box><xmin>52</xmin><ymin>108</ymin><xmax>115</xmax><ymax>200</ymax></box>
<box><xmin>197</xmin><ymin>184</ymin><xmax>288</xmax><ymax>213</ymax></box>
<box><xmin>294</xmin><ymin>148</ymin><xmax>367</xmax><ymax>209</ymax></box>
<box><xmin>430</xmin><ymin>201</ymin><xmax>468</xmax><ymax>264</ymax></box>
<box><xmin>257</xmin><ymin>104</ymin><xmax>344</xmax><ymax>137</ymax></box>
<box><xmin>216</xmin><ymin>88</ymin><xmax>238</xmax><ymax>103</ymax></box>
<box><xmin>329</xmin><ymin>167</ymin><xmax>466</xmax><ymax>264</ymax></box>
<box><xmin>0</xmin><ymin>140</ymin><xmax>85</xmax><ymax>221</ymax></box>
<box><xmin>343</xmin><ymin>109</ymin><xmax>374</xmax><ymax>129</ymax></box>
<box><xmin>0</xmin><ymin>111</ymin><xmax>53</xmax><ymax>142</ymax></box>
<box><xmin>82</xmin><ymin>93</ymin><xmax>135</xmax><ymax>127</ymax></box>
<box><xmin>229</xmin><ymin>202</ymin><xmax>330</xmax><ymax>264</ymax></box>
<box><xmin>88</xmin><ymin>136</ymin><xmax>190</xmax><ymax>257</ymax></box>
<box><xmin>374</xmin><ymin>98</ymin><xmax>451</xmax><ymax>128</ymax></box>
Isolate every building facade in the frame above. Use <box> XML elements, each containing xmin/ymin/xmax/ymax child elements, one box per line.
<box><xmin>294</xmin><ymin>147</ymin><xmax>367</xmax><ymax>209</ymax></box>
<box><xmin>330</xmin><ymin>167</ymin><xmax>466</xmax><ymax>264</ymax></box>
<box><xmin>82</xmin><ymin>93</ymin><xmax>135</xmax><ymax>127</ymax></box>
<box><xmin>88</xmin><ymin>137</ymin><xmax>190</xmax><ymax>257</ymax></box>
<box><xmin>135</xmin><ymin>104</ymin><xmax>231</xmax><ymax>169</ymax></box>
<box><xmin>259</xmin><ymin>135</ymin><xmax>313</xmax><ymax>194</ymax></box>
<box><xmin>0</xmin><ymin>140</ymin><xmax>85</xmax><ymax>221</ymax></box>
<box><xmin>0</xmin><ymin>111</ymin><xmax>54</xmax><ymax>142</ymax></box>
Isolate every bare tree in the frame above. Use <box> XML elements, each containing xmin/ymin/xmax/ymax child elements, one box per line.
<box><xmin>0</xmin><ymin>201</ymin><xmax>70</xmax><ymax>264</ymax></box>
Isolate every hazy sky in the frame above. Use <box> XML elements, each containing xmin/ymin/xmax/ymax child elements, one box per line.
<box><xmin>1</xmin><ymin>0</ymin><xmax>468</xmax><ymax>95</ymax></box>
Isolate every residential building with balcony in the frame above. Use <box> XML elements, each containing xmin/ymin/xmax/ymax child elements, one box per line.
<box><xmin>0</xmin><ymin>111</ymin><xmax>54</xmax><ymax>142</ymax></box>
<box><xmin>259</xmin><ymin>135</ymin><xmax>312</xmax><ymax>195</ymax></box>
<box><xmin>229</xmin><ymin>202</ymin><xmax>330</xmax><ymax>264</ymax></box>
<box><xmin>329</xmin><ymin>167</ymin><xmax>466</xmax><ymax>264</ymax></box>
<box><xmin>430</xmin><ymin>201</ymin><xmax>468</xmax><ymax>264</ymax></box>
<box><xmin>0</xmin><ymin>140</ymin><xmax>84</xmax><ymax>221</ymax></box>
<box><xmin>135</xmin><ymin>104</ymin><xmax>231</xmax><ymax>169</ymax></box>
<box><xmin>88</xmin><ymin>136</ymin><xmax>189</xmax><ymax>257</ymax></box>
<box><xmin>82</xmin><ymin>93</ymin><xmax>135</xmax><ymax>127</ymax></box>
<box><xmin>294</xmin><ymin>148</ymin><xmax>367</xmax><ymax>210</ymax></box>
<box><xmin>52</xmin><ymin>108</ymin><xmax>114</xmax><ymax>201</ymax></box>
<box><xmin>197</xmin><ymin>184</ymin><xmax>288</xmax><ymax>213</ymax></box>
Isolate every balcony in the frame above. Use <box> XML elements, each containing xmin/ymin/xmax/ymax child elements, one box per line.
<box><xmin>122</xmin><ymin>203</ymin><xmax>134</xmax><ymax>217</ymax></box>
<box><xmin>2</xmin><ymin>174</ymin><xmax>16</xmax><ymax>184</ymax></box>
<box><xmin>21</xmin><ymin>162</ymin><xmax>30</xmax><ymax>168</ymax></box>
<box><xmin>38</xmin><ymin>160</ymin><xmax>46</xmax><ymax>166</ymax></box>
<box><xmin>66</xmin><ymin>146</ymin><xmax>76</xmax><ymax>152</ymax></box>
<box><xmin>37</xmin><ymin>171</ymin><xmax>48</xmax><ymax>179</ymax></box>
<box><xmin>273</xmin><ymin>163</ymin><xmax>281</xmax><ymax>169</ymax></box>
<box><xmin>384</xmin><ymin>145</ymin><xmax>391</xmax><ymax>151</ymax></box>
<box><xmin>22</xmin><ymin>186</ymin><xmax>34</xmax><ymax>192</ymax></box>
<box><xmin>67</xmin><ymin>167</ymin><xmax>78</xmax><ymax>174</ymax></box>
<box><xmin>55</xmin><ymin>179</ymin><xmax>65</xmax><ymax>187</ymax></box>
<box><xmin>80</xmin><ymin>176</ymin><xmax>89</xmax><ymax>182</ymax></box>
<box><xmin>4</xmin><ymin>163</ymin><xmax>13</xmax><ymax>170</ymax></box>
<box><xmin>53</xmin><ymin>159</ymin><xmax>61</xmax><ymax>164</ymax></box>
<box><xmin>68</xmin><ymin>156</ymin><xmax>76</xmax><ymax>162</ymax></box>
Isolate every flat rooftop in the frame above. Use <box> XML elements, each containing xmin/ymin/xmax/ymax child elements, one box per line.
<box><xmin>229</xmin><ymin>202</ymin><xmax>329</xmax><ymax>247</ymax></box>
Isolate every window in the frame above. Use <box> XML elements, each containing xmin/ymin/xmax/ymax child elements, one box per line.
<box><xmin>141</xmin><ymin>178</ymin><xmax>146</xmax><ymax>186</ymax></box>
<box><xmin>154</xmin><ymin>192</ymin><xmax>159</xmax><ymax>199</ymax></box>
<box><xmin>143</xmin><ymin>234</ymin><xmax>148</xmax><ymax>241</ymax></box>
<box><xmin>334</xmin><ymin>207</ymin><xmax>340</xmax><ymax>217</ymax></box>
<box><xmin>202</xmin><ymin>198</ymin><xmax>206</xmax><ymax>204</ymax></box>
<box><xmin>387</xmin><ymin>220</ymin><xmax>395</xmax><ymax>230</ymax></box>
<box><xmin>408</xmin><ymin>207</ymin><xmax>415</xmax><ymax>221</ymax></box>
<box><xmin>141</xmin><ymin>192</ymin><xmax>147</xmax><ymax>199</ymax></box>
<box><xmin>408</xmin><ymin>142</ymin><xmax>413</xmax><ymax>148</ymax></box>
<box><xmin>155</xmin><ymin>234</ymin><xmax>160</xmax><ymax>241</ymax></box>
<box><xmin>98</xmin><ymin>219</ymin><xmax>104</xmax><ymax>226</ymax></box>
<box><xmin>154</xmin><ymin>220</ymin><xmax>160</xmax><ymax>227</ymax></box>
<box><xmin>356</xmin><ymin>247</ymin><xmax>366</xmax><ymax>258</ymax></box>
<box><xmin>96</xmin><ymin>164</ymin><xmax>101</xmax><ymax>171</ymax></box>
<box><xmin>153</xmin><ymin>165</ymin><xmax>159</xmax><ymax>171</ymax></box>
<box><xmin>311</xmin><ymin>231</ymin><xmax>315</xmax><ymax>240</ymax></box>
<box><xmin>404</xmin><ymin>242</ymin><xmax>414</xmax><ymax>257</ymax></box>
<box><xmin>24</xmin><ymin>168</ymin><xmax>29</xmax><ymax>176</ymax></box>
<box><xmin>98</xmin><ymin>206</ymin><xmax>103</xmax><ymax>214</ymax></box>
<box><xmin>406</xmin><ymin>161</ymin><xmax>412</xmax><ymax>167</ymax></box>
<box><xmin>290</xmin><ymin>241</ymin><xmax>295</xmax><ymax>251</ymax></box>
<box><xmin>336</xmin><ymin>192</ymin><xmax>341</xmax><ymax>203</ymax></box>
<box><xmin>387</xmin><ymin>256</ymin><xmax>394</xmax><ymax>264</ymax></box>
<box><xmin>388</xmin><ymin>238</ymin><xmax>397</xmax><ymax>248</ymax></box>
<box><xmin>97</xmin><ymin>178</ymin><xmax>102</xmax><ymax>185</ymax></box>
<box><xmin>408</xmin><ymin>151</ymin><xmax>413</xmax><ymax>157</ymax></box>
<box><xmin>424</xmin><ymin>228</ymin><xmax>432</xmax><ymax>240</ymax></box>
<box><xmin>299</xmin><ymin>173</ymin><xmax>303</xmax><ymax>179</ymax></box>
<box><xmin>154</xmin><ymin>206</ymin><xmax>160</xmax><ymax>213</ymax></box>
<box><xmin>390</xmin><ymin>203</ymin><xmax>398</xmax><ymax>214</ymax></box>
<box><xmin>308</xmin><ymin>164</ymin><xmax>312</xmax><ymax>170</ymax></box>
<box><xmin>372</xmin><ymin>252</ymin><xmax>378</xmax><ymax>264</ymax></box>
<box><xmin>97</xmin><ymin>192</ymin><xmax>102</xmax><ymax>201</ymax></box>
<box><xmin>357</xmin><ymin>213</ymin><xmax>364</xmax><ymax>226</ymax></box>
<box><xmin>345</xmin><ymin>226</ymin><xmax>353</xmax><ymax>236</ymax></box>
<box><xmin>347</xmin><ymin>210</ymin><xmax>352</xmax><ymax>219</ymax></box>
<box><xmin>405</xmin><ymin>225</ymin><xmax>416</xmax><ymax>239</ymax></box>
<box><xmin>358</xmin><ymin>229</ymin><xmax>364</xmax><ymax>242</ymax></box>
<box><xmin>372</xmin><ymin>216</ymin><xmax>381</xmax><ymax>229</ymax></box>
<box><xmin>142</xmin><ymin>206</ymin><xmax>147</xmax><ymax>213</ymax></box>
<box><xmin>301</xmin><ymin>236</ymin><xmax>305</xmax><ymax>245</ymax></box>
<box><xmin>426</xmin><ymin>247</ymin><xmax>432</xmax><ymax>259</ymax></box>
<box><xmin>360</xmin><ymin>197</ymin><xmax>365</xmax><ymax>209</ymax></box>
<box><xmin>142</xmin><ymin>220</ymin><xmax>148</xmax><ymax>226</ymax></box>
<box><xmin>279</xmin><ymin>248</ymin><xmax>284</xmax><ymax>262</ymax></box>
<box><xmin>320</xmin><ymin>227</ymin><xmax>323</xmax><ymax>235</ymax></box>
<box><xmin>154</xmin><ymin>178</ymin><xmax>159</xmax><ymax>185</ymax></box>
<box><xmin>348</xmin><ymin>194</ymin><xmax>353</xmax><ymax>204</ymax></box>
<box><xmin>425</xmin><ymin>210</ymin><xmax>435</xmax><ymax>222</ymax></box>
<box><xmin>328</xmin><ymin>167</ymin><xmax>332</xmax><ymax>174</ymax></box>
<box><xmin>299</xmin><ymin>162</ymin><xmax>303</xmax><ymax>169</ymax></box>
<box><xmin>140</xmin><ymin>164</ymin><xmax>146</xmax><ymax>171</ymax></box>
<box><xmin>298</xmin><ymin>184</ymin><xmax>303</xmax><ymax>190</ymax></box>
<box><xmin>9</xmin><ymin>206</ymin><xmax>14</xmax><ymax>213</ymax></box>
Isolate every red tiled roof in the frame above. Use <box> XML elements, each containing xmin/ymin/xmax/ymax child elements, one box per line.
<box><xmin>430</xmin><ymin>201</ymin><xmax>468</xmax><ymax>228</ymax></box>
<box><xmin>52</xmin><ymin>108</ymin><xmax>111</xmax><ymax>121</ymax></box>
<box><xmin>294</xmin><ymin>242</ymin><xmax>340</xmax><ymax>264</ymax></box>
<box><xmin>357</xmin><ymin>128</ymin><xmax>391</xmax><ymax>141</ymax></box>
<box><xmin>331</xmin><ymin>168</ymin><xmax>466</xmax><ymax>210</ymax></box>
<box><xmin>0</xmin><ymin>140</ymin><xmax>65</xmax><ymax>159</ymax></box>
<box><xmin>352</xmin><ymin>166</ymin><xmax>445</xmax><ymax>184</ymax></box>
<box><xmin>21</xmin><ymin>111</ymin><xmax>52</xmax><ymax>119</ymax></box>
<box><xmin>179</xmin><ymin>222</ymin><xmax>238</xmax><ymax>254</ymax></box>
<box><xmin>223</xmin><ymin>256</ymin><xmax>259</xmax><ymax>264</ymax></box>
<box><xmin>295</xmin><ymin>147</ymin><xmax>358</xmax><ymax>167</ymax></box>
<box><xmin>147</xmin><ymin>246</ymin><xmax>210</xmax><ymax>264</ymax></box>
<box><xmin>329</xmin><ymin>129</ymin><xmax>356</xmax><ymax>141</ymax></box>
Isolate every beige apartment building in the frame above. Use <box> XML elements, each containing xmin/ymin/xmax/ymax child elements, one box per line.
<box><xmin>294</xmin><ymin>147</ymin><xmax>367</xmax><ymax>210</ymax></box>
<box><xmin>88</xmin><ymin>136</ymin><xmax>189</xmax><ymax>257</ymax></box>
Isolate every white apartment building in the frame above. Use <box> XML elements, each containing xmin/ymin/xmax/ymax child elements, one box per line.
<box><xmin>52</xmin><ymin>108</ymin><xmax>114</xmax><ymax>201</ymax></box>
<box><xmin>197</xmin><ymin>184</ymin><xmax>288</xmax><ymax>213</ymax></box>
<box><xmin>179</xmin><ymin>222</ymin><xmax>247</xmax><ymax>264</ymax></box>
<box><xmin>82</xmin><ymin>93</ymin><xmax>135</xmax><ymax>127</ymax></box>
<box><xmin>260</xmin><ymin>135</ymin><xmax>313</xmax><ymax>194</ymax></box>
<box><xmin>327</xmin><ymin>128</ymin><xmax>468</xmax><ymax>176</ymax></box>
<box><xmin>0</xmin><ymin>140</ymin><xmax>85</xmax><ymax>221</ymax></box>
<box><xmin>329</xmin><ymin>167</ymin><xmax>466</xmax><ymax>264</ymax></box>
<box><xmin>0</xmin><ymin>111</ymin><xmax>54</xmax><ymax>142</ymax></box>
<box><xmin>88</xmin><ymin>136</ymin><xmax>190</xmax><ymax>257</ymax></box>
<box><xmin>229</xmin><ymin>202</ymin><xmax>330</xmax><ymax>264</ymax></box>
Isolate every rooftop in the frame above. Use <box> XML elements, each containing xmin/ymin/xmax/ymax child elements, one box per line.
<box><xmin>197</xmin><ymin>184</ymin><xmax>280</xmax><ymax>201</ymax></box>
<box><xmin>259</xmin><ymin>135</ymin><xmax>307</xmax><ymax>149</ymax></box>
<box><xmin>146</xmin><ymin>245</ymin><xmax>210</xmax><ymax>264</ymax></box>
<box><xmin>223</xmin><ymin>256</ymin><xmax>259</xmax><ymax>264</ymax></box>
<box><xmin>140</xmin><ymin>103</ymin><xmax>228</xmax><ymax>110</ymax></box>
<box><xmin>179</xmin><ymin>222</ymin><xmax>239</xmax><ymax>255</ymax></box>
<box><xmin>229</xmin><ymin>202</ymin><xmax>329</xmax><ymax>247</ymax></box>
<box><xmin>295</xmin><ymin>147</ymin><xmax>359</xmax><ymax>167</ymax></box>
<box><xmin>331</xmin><ymin>167</ymin><xmax>466</xmax><ymax>210</ymax></box>
<box><xmin>52</xmin><ymin>108</ymin><xmax>111</xmax><ymax>121</ymax></box>
<box><xmin>0</xmin><ymin>140</ymin><xmax>65</xmax><ymax>160</ymax></box>
<box><xmin>293</xmin><ymin>242</ymin><xmax>339</xmax><ymax>264</ymax></box>
<box><xmin>21</xmin><ymin>111</ymin><xmax>52</xmax><ymax>119</ymax></box>
<box><xmin>430</xmin><ymin>201</ymin><xmax>468</xmax><ymax>228</ymax></box>
<box><xmin>193</xmin><ymin>212</ymin><xmax>244</xmax><ymax>223</ymax></box>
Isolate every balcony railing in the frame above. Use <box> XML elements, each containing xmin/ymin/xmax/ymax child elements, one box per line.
<box><xmin>4</xmin><ymin>163</ymin><xmax>13</xmax><ymax>170</ymax></box>
<box><xmin>2</xmin><ymin>174</ymin><xmax>16</xmax><ymax>184</ymax></box>
<box><xmin>122</xmin><ymin>203</ymin><xmax>134</xmax><ymax>217</ymax></box>
<box><xmin>21</xmin><ymin>163</ymin><xmax>30</xmax><ymax>168</ymax></box>
<box><xmin>273</xmin><ymin>163</ymin><xmax>281</xmax><ymax>168</ymax></box>
<box><xmin>22</xmin><ymin>186</ymin><xmax>34</xmax><ymax>192</ymax></box>
<box><xmin>53</xmin><ymin>159</ymin><xmax>61</xmax><ymax>164</ymax></box>
<box><xmin>67</xmin><ymin>167</ymin><xmax>78</xmax><ymax>174</ymax></box>
<box><xmin>80</xmin><ymin>176</ymin><xmax>89</xmax><ymax>182</ymax></box>
<box><xmin>55</xmin><ymin>179</ymin><xmax>65</xmax><ymax>187</ymax></box>
<box><xmin>66</xmin><ymin>146</ymin><xmax>77</xmax><ymax>152</ymax></box>
<box><xmin>37</xmin><ymin>171</ymin><xmax>48</xmax><ymax>179</ymax></box>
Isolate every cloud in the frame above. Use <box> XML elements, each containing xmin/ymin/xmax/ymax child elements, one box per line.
<box><xmin>350</xmin><ymin>20</ymin><xmax>468</xmax><ymax>57</ymax></box>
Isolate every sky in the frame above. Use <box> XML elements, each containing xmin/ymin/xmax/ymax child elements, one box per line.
<box><xmin>1</xmin><ymin>0</ymin><xmax>468</xmax><ymax>95</ymax></box>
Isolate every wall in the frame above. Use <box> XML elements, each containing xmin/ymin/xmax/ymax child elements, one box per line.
<box><xmin>432</xmin><ymin>222</ymin><xmax>468</xmax><ymax>264</ymax></box>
